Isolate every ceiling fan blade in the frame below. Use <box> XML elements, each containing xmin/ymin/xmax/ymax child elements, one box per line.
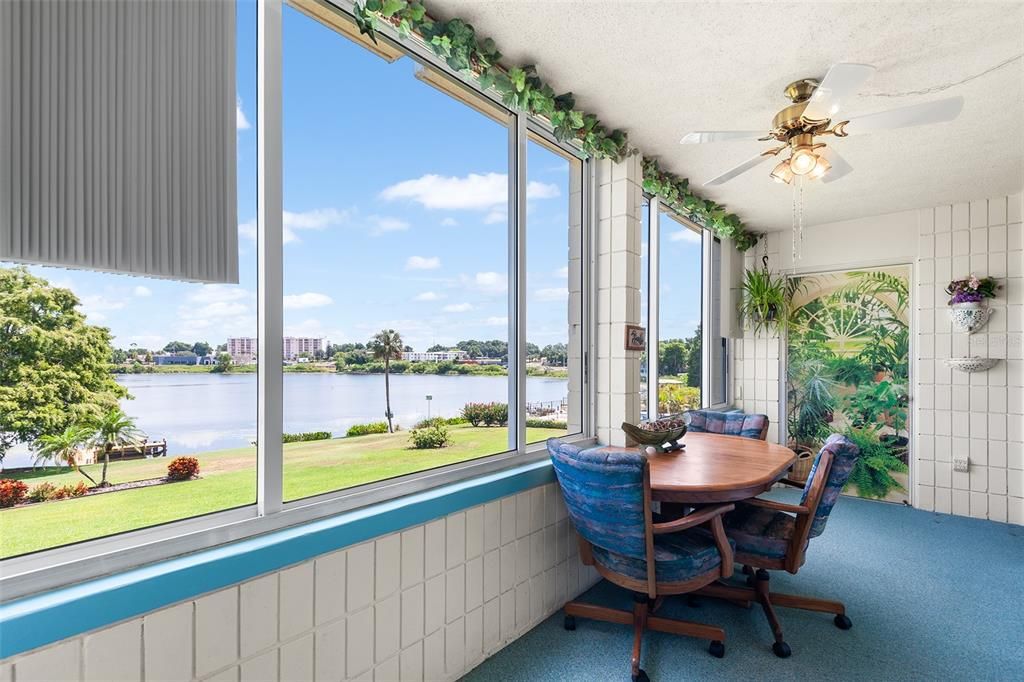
<box><xmin>801</xmin><ymin>63</ymin><xmax>877</xmax><ymax>122</ymax></box>
<box><xmin>703</xmin><ymin>152</ymin><xmax>776</xmax><ymax>186</ymax></box>
<box><xmin>818</xmin><ymin>147</ymin><xmax>853</xmax><ymax>183</ymax></box>
<box><xmin>680</xmin><ymin>131</ymin><xmax>768</xmax><ymax>144</ymax></box>
<box><xmin>842</xmin><ymin>96</ymin><xmax>963</xmax><ymax>135</ymax></box>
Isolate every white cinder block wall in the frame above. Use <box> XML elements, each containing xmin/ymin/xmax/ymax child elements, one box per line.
<box><xmin>0</xmin><ymin>484</ymin><xmax>601</xmax><ymax>681</ymax></box>
<box><xmin>729</xmin><ymin>193</ymin><xmax>1024</xmax><ymax>525</ymax></box>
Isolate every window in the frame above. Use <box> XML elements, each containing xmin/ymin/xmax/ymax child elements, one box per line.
<box><xmin>639</xmin><ymin>196</ymin><xmax>650</xmax><ymax>418</ymax></box>
<box><xmin>0</xmin><ymin>0</ymin><xmax>590</xmax><ymax>587</ymax></box>
<box><xmin>0</xmin><ymin>1</ymin><xmax>257</xmax><ymax>559</ymax></box>
<box><xmin>525</xmin><ymin>134</ymin><xmax>584</xmax><ymax>442</ymax></box>
<box><xmin>709</xmin><ymin>236</ymin><xmax>728</xmax><ymax>405</ymax></box>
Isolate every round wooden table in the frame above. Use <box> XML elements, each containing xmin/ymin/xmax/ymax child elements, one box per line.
<box><xmin>648</xmin><ymin>432</ymin><xmax>797</xmax><ymax>504</ymax></box>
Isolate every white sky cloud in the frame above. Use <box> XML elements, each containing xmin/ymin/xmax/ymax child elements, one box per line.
<box><xmin>133</xmin><ymin>285</ymin><xmax>152</xmax><ymax>297</ymax></box>
<box><xmin>367</xmin><ymin>215</ymin><xmax>410</xmax><ymax>236</ymax></box>
<box><xmin>442</xmin><ymin>303</ymin><xmax>473</xmax><ymax>313</ymax></box>
<box><xmin>238</xmin><ymin>208</ymin><xmax>350</xmax><ymax>244</ymax></box>
<box><xmin>440</xmin><ymin>217</ymin><xmax>458</xmax><ymax>227</ymax></box>
<box><xmin>470</xmin><ymin>271</ymin><xmax>507</xmax><ymax>295</ymax></box>
<box><xmin>379</xmin><ymin>172</ymin><xmax>559</xmax><ymax>211</ymax></box>
<box><xmin>406</xmin><ymin>255</ymin><xmax>441</xmax><ymax>270</ymax></box>
<box><xmin>484</xmin><ymin>316</ymin><xmax>508</xmax><ymax>326</ymax></box>
<box><xmin>236</xmin><ymin>98</ymin><xmax>251</xmax><ymax>131</ymax></box>
<box><xmin>483</xmin><ymin>209</ymin><xmax>506</xmax><ymax>225</ymax></box>
<box><xmin>535</xmin><ymin>287</ymin><xmax>568</xmax><ymax>302</ymax></box>
<box><xmin>669</xmin><ymin>228</ymin><xmax>702</xmax><ymax>244</ymax></box>
<box><xmin>413</xmin><ymin>291</ymin><xmax>443</xmax><ymax>302</ymax></box>
<box><xmin>554</xmin><ymin>266</ymin><xmax>569</xmax><ymax>279</ymax></box>
<box><xmin>283</xmin><ymin>292</ymin><xmax>334</xmax><ymax>310</ymax></box>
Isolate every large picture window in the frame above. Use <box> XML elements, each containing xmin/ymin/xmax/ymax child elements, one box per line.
<box><xmin>0</xmin><ymin>1</ymin><xmax>258</xmax><ymax>559</ymax></box>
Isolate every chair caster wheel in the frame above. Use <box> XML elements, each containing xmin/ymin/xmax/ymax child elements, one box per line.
<box><xmin>772</xmin><ymin>641</ymin><xmax>792</xmax><ymax>658</ymax></box>
<box><xmin>632</xmin><ymin>669</ymin><xmax>650</xmax><ymax>682</ymax></box>
<box><xmin>563</xmin><ymin>615</ymin><xmax>576</xmax><ymax>631</ymax></box>
<box><xmin>834</xmin><ymin>614</ymin><xmax>852</xmax><ymax>630</ymax></box>
<box><xmin>708</xmin><ymin>640</ymin><xmax>725</xmax><ymax>658</ymax></box>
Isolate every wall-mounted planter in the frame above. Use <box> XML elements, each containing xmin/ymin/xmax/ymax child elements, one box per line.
<box><xmin>944</xmin><ymin>357</ymin><xmax>999</xmax><ymax>373</ymax></box>
<box><xmin>949</xmin><ymin>302</ymin><xmax>991</xmax><ymax>334</ymax></box>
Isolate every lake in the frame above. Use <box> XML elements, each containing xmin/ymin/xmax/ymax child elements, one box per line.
<box><xmin>1</xmin><ymin>373</ymin><xmax>568</xmax><ymax>469</ymax></box>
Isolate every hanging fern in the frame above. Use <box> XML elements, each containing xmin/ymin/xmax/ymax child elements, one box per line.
<box><xmin>351</xmin><ymin>0</ymin><xmax>761</xmax><ymax>251</ymax></box>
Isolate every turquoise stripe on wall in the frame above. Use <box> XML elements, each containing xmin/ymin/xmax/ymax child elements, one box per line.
<box><xmin>0</xmin><ymin>460</ymin><xmax>556</xmax><ymax>660</ymax></box>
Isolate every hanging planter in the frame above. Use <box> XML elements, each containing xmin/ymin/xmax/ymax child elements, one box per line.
<box><xmin>739</xmin><ymin>255</ymin><xmax>789</xmax><ymax>335</ymax></box>
<box><xmin>949</xmin><ymin>302</ymin><xmax>992</xmax><ymax>334</ymax></box>
<box><xmin>945</xmin><ymin>275</ymin><xmax>1000</xmax><ymax>334</ymax></box>
<box><xmin>944</xmin><ymin>357</ymin><xmax>999</xmax><ymax>373</ymax></box>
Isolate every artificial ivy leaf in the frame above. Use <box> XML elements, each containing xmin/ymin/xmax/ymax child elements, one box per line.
<box><xmin>568</xmin><ymin>110</ymin><xmax>584</xmax><ymax>129</ymax></box>
<box><xmin>380</xmin><ymin>0</ymin><xmax>404</xmax><ymax>17</ymax></box>
<box><xmin>407</xmin><ymin>1</ymin><xmax>426</xmax><ymax>21</ymax></box>
<box><xmin>554</xmin><ymin>92</ymin><xmax>576</xmax><ymax>111</ymax></box>
<box><xmin>397</xmin><ymin>18</ymin><xmax>411</xmax><ymax>38</ymax></box>
<box><xmin>508</xmin><ymin>67</ymin><xmax>526</xmax><ymax>92</ymax></box>
<box><xmin>365</xmin><ymin>0</ymin><xmax>382</xmax><ymax>12</ymax></box>
<box><xmin>478</xmin><ymin>71</ymin><xmax>495</xmax><ymax>90</ymax></box>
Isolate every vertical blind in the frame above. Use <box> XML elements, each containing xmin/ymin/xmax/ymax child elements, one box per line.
<box><xmin>0</xmin><ymin>0</ymin><xmax>238</xmax><ymax>283</ymax></box>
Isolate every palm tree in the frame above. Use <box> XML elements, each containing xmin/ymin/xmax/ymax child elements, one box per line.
<box><xmin>90</xmin><ymin>407</ymin><xmax>144</xmax><ymax>487</ymax></box>
<box><xmin>369</xmin><ymin>329</ymin><xmax>403</xmax><ymax>433</ymax></box>
<box><xmin>34</xmin><ymin>425</ymin><xmax>97</xmax><ymax>486</ymax></box>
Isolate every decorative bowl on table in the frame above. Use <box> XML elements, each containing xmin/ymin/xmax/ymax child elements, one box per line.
<box><xmin>622</xmin><ymin>414</ymin><xmax>688</xmax><ymax>454</ymax></box>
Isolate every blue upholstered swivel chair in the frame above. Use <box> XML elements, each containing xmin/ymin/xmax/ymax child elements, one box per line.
<box><xmin>685</xmin><ymin>409</ymin><xmax>770</xmax><ymax>441</ymax></box>
<box><xmin>698</xmin><ymin>434</ymin><xmax>860</xmax><ymax>658</ymax></box>
<box><xmin>548</xmin><ymin>438</ymin><xmax>736</xmax><ymax>681</ymax></box>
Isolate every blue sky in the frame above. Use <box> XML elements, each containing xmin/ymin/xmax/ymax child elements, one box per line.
<box><xmin>17</xmin><ymin>3</ymin><xmax>701</xmax><ymax>353</ymax></box>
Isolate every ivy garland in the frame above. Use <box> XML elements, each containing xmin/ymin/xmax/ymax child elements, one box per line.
<box><xmin>352</xmin><ymin>0</ymin><xmax>761</xmax><ymax>251</ymax></box>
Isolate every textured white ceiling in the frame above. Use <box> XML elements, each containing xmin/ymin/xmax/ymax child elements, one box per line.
<box><xmin>428</xmin><ymin>1</ymin><xmax>1024</xmax><ymax>231</ymax></box>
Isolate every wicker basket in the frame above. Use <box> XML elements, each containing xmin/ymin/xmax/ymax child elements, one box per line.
<box><xmin>787</xmin><ymin>448</ymin><xmax>815</xmax><ymax>483</ymax></box>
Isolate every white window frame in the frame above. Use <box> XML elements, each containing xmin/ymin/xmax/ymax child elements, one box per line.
<box><xmin>0</xmin><ymin>0</ymin><xmax>595</xmax><ymax>601</ymax></box>
<box><xmin>642</xmin><ymin>196</ymin><xmax>729</xmax><ymax>420</ymax></box>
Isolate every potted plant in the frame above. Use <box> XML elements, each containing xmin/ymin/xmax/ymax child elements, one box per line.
<box><xmin>739</xmin><ymin>266</ymin><xmax>789</xmax><ymax>335</ymax></box>
<box><xmin>946</xmin><ymin>275</ymin><xmax>1000</xmax><ymax>333</ymax></box>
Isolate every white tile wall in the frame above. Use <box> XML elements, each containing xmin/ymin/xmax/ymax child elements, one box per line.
<box><xmin>0</xmin><ymin>484</ymin><xmax>600</xmax><ymax>681</ymax></box>
<box><xmin>915</xmin><ymin>194</ymin><xmax>1023</xmax><ymax>524</ymax></box>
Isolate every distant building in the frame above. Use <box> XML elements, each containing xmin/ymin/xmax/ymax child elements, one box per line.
<box><xmin>154</xmin><ymin>352</ymin><xmax>199</xmax><ymax>366</ymax></box>
<box><xmin>402</xmin><ymin>349</ymin><xmax>469</xmax><ymax>362</ymax></box>
<box><xmin>283</xmin><ymin>336</ymin><xmax>323</xmax><ymax>361</ymax></box>
<box><xmin>227</xmin><ymin>336</ymin><xmax>325</xmax><ymax>363</ymax></box>
<box><xmin>227</xmin><ymin>337</ymin><xmax>257</xmax><ymax>365</ymax></box>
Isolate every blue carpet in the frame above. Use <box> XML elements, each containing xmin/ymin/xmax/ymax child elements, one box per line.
<box><xmin>463</xmin><ymin>492</ymin><xmax>1024</xmax><ymax>681</ymax></box>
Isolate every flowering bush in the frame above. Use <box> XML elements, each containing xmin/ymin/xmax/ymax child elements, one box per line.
<box><xmin>945</xmin><ymin>275</ymin><xmax>1000</xmax><ymax>305</ymax></box>
<box><xmin>462</xmin><ymin>402</ymin><xmax>508</xmax><ymax>427</ymax></box>
<box><xmin>167</xmin><ymin>456</ymin><xmax>200</xmax><ymax>481</ymax></box>
<box><xmin>0</xmin><ymin>479</ymin><xmax>29</xmax><ymax>508</ymax></box>
<box><xmin>28</xmin><ymin>482</ymin><xmax>58</xmax><ymax>502</ymax></box>
<box><xmin>50</xmin><ymin>482</ymin><xmax>90</xmax><ymax>500</ymax></box>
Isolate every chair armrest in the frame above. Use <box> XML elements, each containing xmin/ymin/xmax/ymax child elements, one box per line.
<box><xmin>777</xmin><ymin>477</ymin><xmax>806</xmax><ymax>488</ymax></box>
<box><xmin>745</xmin><ymin>497</ymin><xmax>809</xmax><ymax>515</ymax></box>
<box><xmin>652</xmin><ymin>503</ymin><xmax>735</xmax><ymax>535</ymax></box>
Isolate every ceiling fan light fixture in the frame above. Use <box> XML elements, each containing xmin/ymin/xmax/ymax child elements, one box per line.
<box><xmin>807</xmin><ymin>155</ymin><xmax>832</xmax><ymax>180</ymax></box>
<box><xmin>790</xmin><ymin>146</ymin><xmax>818</xmax><ymax>175</ymax></box>
<box><xmin>770</xmin><ymin>159</ymin><xmax>794</xmax><ymax>184</ymax></box>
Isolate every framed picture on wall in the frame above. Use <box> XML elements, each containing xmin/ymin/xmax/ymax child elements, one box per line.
<box><xmin>625</xmin><ymin>324</ymin><xmax>646</xmax><ymax>351</ymax></box>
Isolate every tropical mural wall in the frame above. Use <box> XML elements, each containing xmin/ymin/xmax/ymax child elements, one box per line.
<box><xmin>786</xmin><ymin>266</ymin><xmax>911</xmax><ymax>503</ymax></box>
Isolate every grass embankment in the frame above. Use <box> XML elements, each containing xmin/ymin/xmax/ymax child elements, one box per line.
<box><xmin>0</xmin><ymin>425</ymin><xmax>565</xmax><ymax>558</ymax></box>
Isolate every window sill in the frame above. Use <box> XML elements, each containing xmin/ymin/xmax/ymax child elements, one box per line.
<box><xmin>0</xmin><ymin>440</ymin><xmax>589</xmax><ymax>659</ymax></box>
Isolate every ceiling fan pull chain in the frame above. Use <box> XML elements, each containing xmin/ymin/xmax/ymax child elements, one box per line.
<box><xmin>798</xmin><ymin>176</ymin><xmax>805</xmax><ymax>261</ymax></box>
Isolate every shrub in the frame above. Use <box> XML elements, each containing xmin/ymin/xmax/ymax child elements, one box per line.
<box><xmin>409</xmin><ymin>424</ymin><xmax>450</xmax><ymax>449</ymax></box>
<box><xmin>28</xmin><ymin>482</ymin><xmax>58</xmax><ymax>502</ymax></box>
<box><xmin>0</xmin><ymin>479</ymin><xmax>29</xmax><ymax>508</ymax></box>
<box><xmin>389</xmin><ymin>360</ymin><xmax>409</xmax><ymax>373</ymax></box>
<box><xmin>414</xmin><ymin>416</ymin><xmax>468</xmax><ymax>430</ymax></box>
<box><xmin>346</xmin><ymin>422</ymin><xmax>389</xmax><ymax>437</ymax></box>
<box><xmin>462</xmin><ymin>402</ymin><xmax>508</xmax><ymax>427</ymax></box>
<box><xmin>49</xmin><ymin>482</ymin><xmax>89</xmax><ymax>500</ymax></box>
<box><xmin>526</xmin><ymin>418</ymin><xmax>568</xmax><ymax>430</ymax></box>
<box><xmin>167</xmin><ymin>456</ymin><xmax>201</xmax><ymax>481</ymax></box>
<box><xmin>282</xmin><ymin>431</ymin><xmax>332</xmax><ymax>443</ymax></box>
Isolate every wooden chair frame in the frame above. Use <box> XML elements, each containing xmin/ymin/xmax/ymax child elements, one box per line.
<box><xmin>563</xmin><ymin>461</ymin><xmax>736</xmax><ymax>680</ymax></box>
<box><xmin>693</xmin><ymin>449</ymin><xmax>852</xmax><ymax>657</ymax></box>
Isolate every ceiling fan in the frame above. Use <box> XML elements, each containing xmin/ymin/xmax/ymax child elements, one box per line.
<box><xmin>682</xmin><ymin>63</ymin><xmax>964</xmax><ymax>187</ymax></box>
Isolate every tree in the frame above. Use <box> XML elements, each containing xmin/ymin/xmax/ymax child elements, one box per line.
<box><xmin>525</xmin><ymin>343</ymin><xmax>540</xmax><ymax>359</ymax></box>
<box><xmin>163</xmin><ymin>341</ymin><xmax>191</xmax><ymax>353</ymax></box>
<box><xmin>333</xmin><ymin>352</ymin><xmax>347</xmax><ymax>371</ymax></box>
<box><xmin>212</xmin><ymin>353</ymin><xmax>233</xmax><ymax>373</ymax></box>
<box><xmin>685</xmin><ymin>325</ymin><xmax>702</xmax><ymax>388</ymax></box>
<box><xmin>368</xmin><ymin>329</ymin><xmax>403</xmax><ymax>433</ymax></box>
<box><xmin>33</xmin><ymin>425</ymin><xmax>97</xmax><ymax>485</ymax></box>
<box><xmin>0</xmin><ymin>267</ymin><xmax>126</xmax><ymax>464</ymax></box>
<box><xmin>426</xmin><ymin>344</ymin><xmax>448</xmax><ymax>353</ymax></box>
<box><xmin>90</xmin><ymin>407</ymin><xmax>144</xmax><ymax>487</ymax></box>
<box><xmin>191</xmin><ymin>341</ymin><xmax>212</xmax><ymax>357</ymax></box>
<box><xmin>659</xmin><ymin>340</ymin><xmax>687</xmax><ymax>376</ymax></box>
<box><xmin>539</xmin><ymin>343</ymin><xmax>568</xmax><ymax>367</ymax></box>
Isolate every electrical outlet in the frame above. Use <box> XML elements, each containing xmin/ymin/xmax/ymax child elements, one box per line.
<box><xmin>953</xmin><ymin>457</ymin><xmax>970</xmax><ymax>473</ymax></box>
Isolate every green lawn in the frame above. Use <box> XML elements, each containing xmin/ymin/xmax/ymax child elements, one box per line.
<box><xmin>0</xmin><ymin>426</ymin><xmax>564</xmax><ymax>558</ymax></box>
